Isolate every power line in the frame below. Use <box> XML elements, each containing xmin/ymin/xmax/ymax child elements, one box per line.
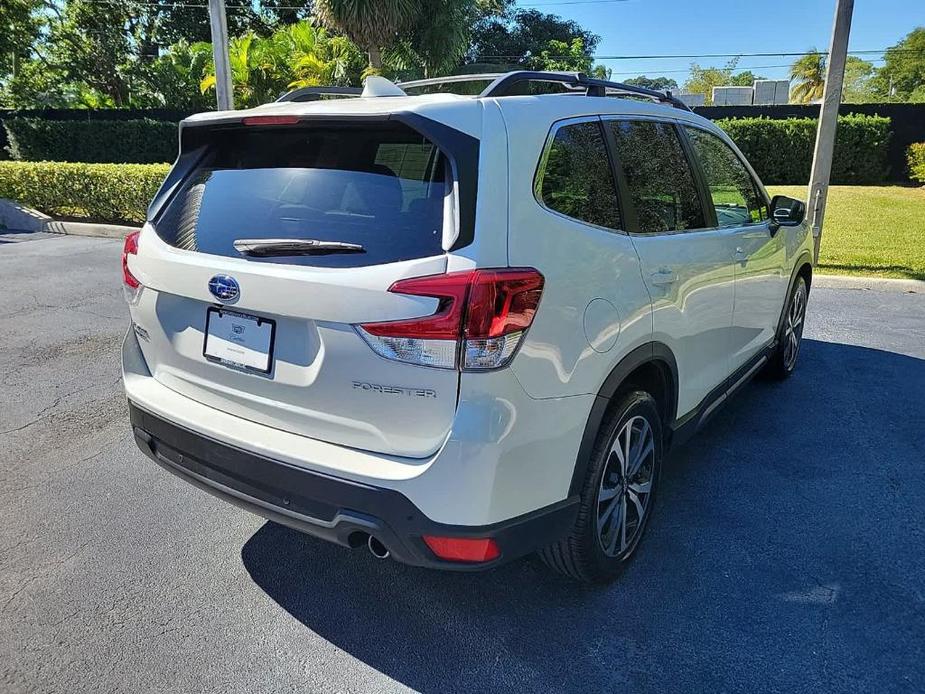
<box><xmin>475</xmin><ymin>49</ymin><xmax>925</xmax><ymax>61</ymax></box>
<box><xmin>605</xmin><ymin>57</ymin><xmax>886</xmax><ymax>77</ymax></box>
<box><xmin>519</xmin><ymin>0</ymin><xmax>632</xmax><ymax>5</ymax></box>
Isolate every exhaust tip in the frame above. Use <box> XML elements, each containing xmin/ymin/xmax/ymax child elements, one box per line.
<box><xmin>367</xmin><ymin>535</ymin><xmax>390</xmax><ymax>560</ymax></box>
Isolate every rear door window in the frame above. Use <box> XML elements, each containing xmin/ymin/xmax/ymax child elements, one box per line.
<box><xmin>536</xmin><ymin>120</ymin><xmax>622</xmax><ymax>231</ymax></box>
<box><xmin>606</xmin><ymin>120</ymin><xmax>706</xmax><ymax>234</ymax></box>
<box><xmin>155</xmin><ymin>123</ymin><xmax>448</xmax><ymax>267</ymax></box>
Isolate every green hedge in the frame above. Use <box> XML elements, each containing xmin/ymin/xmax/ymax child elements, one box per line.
<box><xmin>715</xmin><ymin>114</ymin><xmax>891</xmax><ymax>185</ymax></box>
<box><xmin>0</xmin><ymin>161</ymin><xmax>170</xmax><ymax>223</ymax></box>
<box><xmin>908</xmin><ymin>143</ymin><xmax>925</xmax><ymax>183</ymax></box>
<box><xmin>3</xmin><ymin>118</ymin><xmax>178</xmax><ymax>164</ymax></box>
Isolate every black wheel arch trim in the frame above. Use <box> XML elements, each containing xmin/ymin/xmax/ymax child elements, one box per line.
<box><xmin>567</xmin><ymin>342</ymin><xmax>679</xmax><ymax>496</ymax></box>
<box><xmin>776</xmin><ymin>252</ymin><xmax>813</xmax><ymax>339</ymax></box>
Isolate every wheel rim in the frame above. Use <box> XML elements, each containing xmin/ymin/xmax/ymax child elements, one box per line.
<box><xmin>596</xmin><ymin>415</ymin><xmax>656</xmax><ymax>558</ymax></box>
<box><xmin>783</xmin><ymin>281</ymin><xmax>807</xmax><ymax>371</ymax></box>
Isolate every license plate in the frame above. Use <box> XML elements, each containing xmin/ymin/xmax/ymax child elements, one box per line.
<box><xmin>203</xmin><ymin>308</ymin><xmax>275</xmax><ymax>374</ymax></box>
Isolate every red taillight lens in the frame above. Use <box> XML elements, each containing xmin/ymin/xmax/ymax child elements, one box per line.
<box><xmin>422</xmin><ymin>536</ymin><xmax>501</xmax><ymax>563</ymax></box>
<box><xmin>122</xmin><ymin>231</ymin><xmax>140</xmax><ymax>289</ymax></box>
<box><xmin>360</xmin><ymin>272</ymin><xmax>471</xmax><ymax>340</ymax></box>
<box><xmin>242</xmin><ymin>115</ymin><xmax>300</xmax><ymax>126</ymax></box>
<box><xmin>356</xmin><ymin>268</ymin><xmax>544</xmax><ymax>370</ymax></box>
<box><xmin>465</xmin><ymin>269</ymin><xmax>545</xmax><ymax>339</ymax></box>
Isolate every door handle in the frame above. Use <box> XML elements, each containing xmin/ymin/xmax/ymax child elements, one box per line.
<box><xmin>734</xmin><ymin>247</ymin><xmax>748</xmax><ymax>261</ymax></box>
<box><xmin>650</xmin><ymin>268</ymin><xmax>677</xmax><ymax>286</ymax></box>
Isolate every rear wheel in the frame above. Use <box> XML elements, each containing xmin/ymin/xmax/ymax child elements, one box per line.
<box><xmin>766</xmin><ymin>275</ymin><xmax>808</xmax><ymax>380</ymax></box>
<box><xmin>540</xmin><ymin>391</ymin><xmax>662</xmax><ymax>583</ymax></box>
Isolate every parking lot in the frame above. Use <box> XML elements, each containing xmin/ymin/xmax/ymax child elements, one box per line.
<box><xmin>1</xmin><ymin>232</ymin><xmax>923</xmax><ymax>693</ymax></box>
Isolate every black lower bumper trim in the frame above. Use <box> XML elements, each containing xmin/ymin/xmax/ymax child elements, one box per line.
<box><xmin>128</xmin><ymin>402</ymin><xmax>578</xmax><ymax>570</ymax></box>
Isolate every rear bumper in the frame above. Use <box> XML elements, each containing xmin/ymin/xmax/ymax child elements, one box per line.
<box><xmin>129</xmin><ymin>402</ymin><xmax>578</xmax><ymax>570</ymax></box>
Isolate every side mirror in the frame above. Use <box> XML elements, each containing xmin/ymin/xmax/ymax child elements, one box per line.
<box><xmin>770</xmin><ymin>195</ymin><xmax>806</xmax><ymax>227</ymax></box>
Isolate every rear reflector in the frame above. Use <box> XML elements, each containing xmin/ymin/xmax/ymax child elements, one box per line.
<box><xmin>357</xmin><ymin>268</ymin><xmax>544</xmax><ymax>371</ymax></box>
<box><xmin>422</xmin><ymin>536</ymin><xmax>501</xmax><ymax>563</ymax></box>
<box><xmin>242</xmin><ymin>115</ymin><xmax>300</xmax><ymax>126</ymax></box>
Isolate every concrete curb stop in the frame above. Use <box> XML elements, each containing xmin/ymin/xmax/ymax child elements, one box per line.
<box><xmin>0</xmin><ymin>198</ymin><xmax>140</xmax><ymax>239</ymax></box>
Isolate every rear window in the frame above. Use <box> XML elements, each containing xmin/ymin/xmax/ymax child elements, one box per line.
<box><xmin>155</xmin><ymin>123</ymin><xmax>448</xmax><ymax>267</ymax></box>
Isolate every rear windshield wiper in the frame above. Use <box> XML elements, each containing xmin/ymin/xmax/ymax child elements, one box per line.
<box><xmin>233</xmin><ymin>238</ymin><xmax>365</xmax><ymax>257</ymax></box>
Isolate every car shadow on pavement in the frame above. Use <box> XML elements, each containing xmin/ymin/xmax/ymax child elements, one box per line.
<box><xmin>241</xmin><ymin>339</ymin><xmax>925</xmax><ymax>693</ymax></box>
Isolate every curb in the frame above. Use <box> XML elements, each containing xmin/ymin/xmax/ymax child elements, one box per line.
<box><xmin>814</xmin><ymin>274</ymin><xmax>923</xmax><ymax>293</ymax></box>
<box><xmin>43</xmin><ymin>219</ymin><xmax>140</xmax><ymax>239</ymax></box>
<box><xmin>1</xmin><ymin>199</ymin><xmax>140</xmax><ymax>239</ymax></box>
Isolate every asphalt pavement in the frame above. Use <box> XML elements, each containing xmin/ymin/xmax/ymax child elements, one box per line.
<box><xmin>1</xmin><ymin>233</ymin><xmax>923</xmax><ymax>693</ymax></box>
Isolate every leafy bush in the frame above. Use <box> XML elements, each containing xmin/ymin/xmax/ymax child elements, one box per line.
<box><xmin>907</xmin><ymin>143</ymin><xmax>925</xmax><ymax>183</ymax></box>
<box><xmin>714</xmin><ymin>114</ymin><xmax>891</xmax><ymax>184</ymax></box>
<box><xmin>0</xmin><ymin>161</ymin><xmax>170</xmax><ymax>223</ymax></box>
<box><xmin>3</xmin><ymin>118</ymin><xmax>178</xmax><ymax>164</ymax></box>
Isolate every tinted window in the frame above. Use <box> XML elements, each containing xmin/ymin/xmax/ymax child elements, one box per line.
<box><xmin>607</xmin><ymin>120</ymin><xmax>705</xmax><ymax>234</ymax></box>
<box><xmin>685</xmin><ymin>127</ymin><xmax>768</xmax><ymax>227</ymax></box>
<box><xmin>155</xmin><ymin>123</ymin><xmax>447</xmax><ymax>267</ymax></box>
<box><xmin>538</xmin><ymin>121</ymin><xmax>621</xmax><ymax>230</ymax></box>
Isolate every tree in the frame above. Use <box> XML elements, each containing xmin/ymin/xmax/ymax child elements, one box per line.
<box><xmin>404</xmin><ymin>0</ymin><xmax>477</xmax><ymax>78</ymax></box>
<box><xmin>842</xmin><ymin>56</ymin><xmax>876</xmax><ymax>103</ymax></box>
<box><xmin>683</xmin><ymin>60</ymin><xmax>736</xmax><ymax>105</ymax></box>
<box><xmin>45</xmin><ymin>0</ymin><xmax>138</xmax><ymax>107</ymax></box>
<box><xmin>870</xmin><ymin>27</ymin><xmax>925</xmax><ymax>101</ymax></box>
<box><xmin>624</xmin><ymin>76</ymin><xmax>679</xmax><ymax>92</ymax></box>
<box><xmin>314</xmin><ymin>0</ymin><xmax>420</xmax><ymax>71</ymax></box>
<box><xmin>532</xmin><ymin>38</ymin><xmax>608</xmax><ymax>78</ymax></box>
<box><xmin>199</xmin><ymin>21</ymin><xmax>366</xmax><ymax>107</ymax></box>
<box><xmin>467</xmin><ymin>2</ymin><xmax>600</xmax><ymax>69</ymax></box>
<box><xmin>729</xmin><ymin>70</ymin><xmax>765</xmax><ymax>87</ymax></box>
<box><xmin>132</xmin><ymin>40</ymin><xmax>214</xmax><ymax>109</ymax></box>
<box><xmin>0</xmin><ymin>0</ymin><xmax>43</xmax><ymax>82</ymax></box>
<box><xmin>275</xmin><ymin>22</ymin><xmax>365</xmax><ymax>88</ymax></box>
<box><xmin>683</xmin><ymin>59</ymin><xmax>770</xmax><ymax>103</ymax></box>
<box><xmin>790</xmin><ymin>49</ymin><xmax>826</xmax><ymax>104</ymax></box>
<box><xmin>157</xmin><ymin>0</ymin><xmax>289</xmax><ymax>46</ymax></box>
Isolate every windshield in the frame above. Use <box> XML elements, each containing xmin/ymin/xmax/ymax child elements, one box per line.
<box><xmin>154</xmin><ymin>123</ymin><xmax>449</xmax><ymax>267</ymax></box>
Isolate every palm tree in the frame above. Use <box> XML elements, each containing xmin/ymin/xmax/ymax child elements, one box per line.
<box><xmin>275</xmin><ymin>22</ymin><xmax>364</xmax><ymax>88</ymax></box>
<box><xmin>790</xmin><ymin>49</ymin><xmax>827</xmax><ymax>103</ymax></box>
<box><xmin>199</xmin><ymin>22</ymin><xmax>366</xmax><ymax>106</ymax></box>
<box><xmin>408</xmin><ymin>0</ymin><xmax>474</xmax><ymax>78</ymax></box>
<box><xmin>314</xmin><ymin>0</ymin><xmax>420</xmax><ymax>72</ymax></box>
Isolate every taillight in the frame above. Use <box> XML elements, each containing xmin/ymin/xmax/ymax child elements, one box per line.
<box><xmin>422</xmin><ymin>536</ymin><xmax>501</xmax><ymax>563</ymax></box>
<box><xmin>122</xmin><ymin>231</ymin><xmax>142</xmax><ymax>303</ymax></box>
<box><xmin>357</xmin><ymin>268</ymin><xmax>543</xmax><ymax>371</ymax></box>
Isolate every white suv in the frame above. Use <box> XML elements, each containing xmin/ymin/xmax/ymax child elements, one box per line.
<box><xmin>122</xmin><ymin>72</ymin><xmax>812</xmax><ymax>583</ymax></box>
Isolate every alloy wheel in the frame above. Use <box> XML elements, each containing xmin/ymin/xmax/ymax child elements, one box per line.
<box><xmin>596</xmin><ymin>415</ymin><xmax>656</xmax><ymax>557</ymax></box>
<box><xmin>783</xmin><ymin>280</ymin><xmax>807</xmax><ymax>371</ymax></box>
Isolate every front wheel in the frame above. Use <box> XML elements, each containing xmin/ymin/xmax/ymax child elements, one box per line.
<box><xmin>540</xmin><ymin>391</ymin><xmax>662</xmax><ymax>583</ymax></box>
<box><xmin>766</xmin><ymin>275</ymin><xmax>808</xmax><ymax>380</ymax></box>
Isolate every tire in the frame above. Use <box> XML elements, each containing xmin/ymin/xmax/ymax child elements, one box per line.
<box><xmin>766</xmin><ymin>275</ymin><xmax>808</xmax><ymax>380</ymax></box>
<box><xmin>540</xmin><ymin>390</ymin><xmax>662</xmax><ymax>583</ymax></box>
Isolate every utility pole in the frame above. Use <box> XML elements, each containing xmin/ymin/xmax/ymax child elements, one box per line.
<box><xmin>207</xmin><ymin>0</ymin><xmax>234</xmax><ymax>110</ymax></box>
<box><xmin>806</xmin><ymin>0</ymin><xmax>854</xmax><ymax>264</ymax></box>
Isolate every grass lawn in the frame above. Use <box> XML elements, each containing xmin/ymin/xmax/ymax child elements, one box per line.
<box><xmin>769</xmin><ymin>185</ymin><xmax>925</xmax><ymax>281</ymax></box>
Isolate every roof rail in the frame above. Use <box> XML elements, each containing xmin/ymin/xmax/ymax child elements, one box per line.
<box><xmin>401</xmin><ymin>71</ymin><xmax>690</xmax><ymax>110</ymax></box>
<box><xmin>480</xmin><ymin>71</ymin><xmax>692</xmax><ymax>111</ymax></box>
<box><xmin>399</xmin><ymin>73</ymin><xmax>503</xmax><ymax>92</ymax></box>
<box><xmin>276</xmin><ymin>72</ymin><xmax>692</xmax><ymax>111</ymax></box>
<box><xmin>276</xmin><ymin>86</ymin><xmax>362</xmax><ymax>102</ymax></box>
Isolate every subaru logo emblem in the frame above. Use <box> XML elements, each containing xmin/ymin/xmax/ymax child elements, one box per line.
<box><xmin>208</xmin><ymin>274</ymin><xmax>239</xmax><ymax>302</ymax></box>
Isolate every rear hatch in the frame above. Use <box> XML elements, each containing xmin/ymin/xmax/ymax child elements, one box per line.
<box><xmin>128</xmin><ymin>118</ymin><xmax>466</xmax><ymax>458</ymax></box>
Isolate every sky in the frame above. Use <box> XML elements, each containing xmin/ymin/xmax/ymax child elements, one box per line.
<box><xmin>513</xmin><ymin>0</ymin><xmax>925</xmax><ymax>85</ymax></box>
